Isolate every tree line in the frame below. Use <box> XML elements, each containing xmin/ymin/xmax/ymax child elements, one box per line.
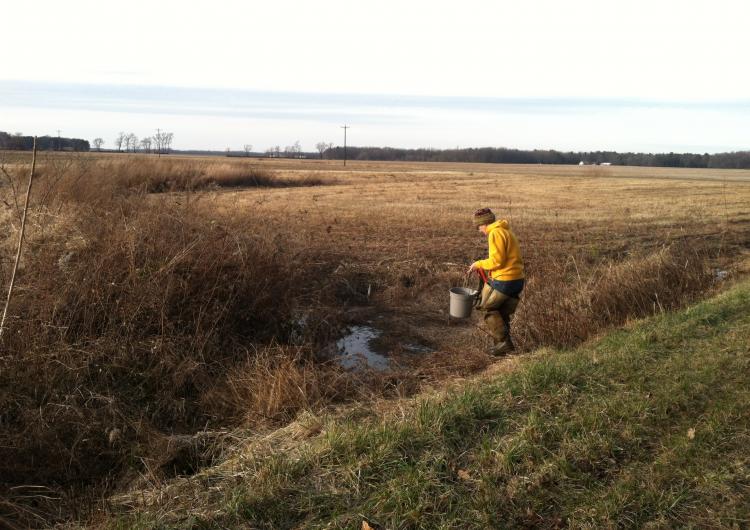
<box><xmin>0</xmin><ymin>130</ymin><xmax>174</xmax><ymax>155</ymax></box>
<box><xmin>323</xmin><ymin>146</ymin><xmax>750</xmax><ymax>169</ymax></box>
<box><xmin>0</xmin><ymin>131</ymin><xmax>89</xmax><ymax>151</ymax></box>
<box><xmin>108</xmin><ymin>131</ymin><xmax>174</xmax><ymax>154</ymax></box>
<box><xmin>3</xmin><ymin>130</ymin><xmax>749</xmax><ymax>169</ymax></box>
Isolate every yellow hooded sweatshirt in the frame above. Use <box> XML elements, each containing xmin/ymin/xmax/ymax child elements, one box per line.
<box><xmin>473</xmin><ymin>220</ymin><xmax>524</xmax><ymax>281</ymax></box>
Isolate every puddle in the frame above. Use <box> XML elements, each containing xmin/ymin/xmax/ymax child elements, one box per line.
<box><xmin>323</xmin><ymin>320</ymin><xmax>435</xmax><ymax>371</ymax></box>
<box><xmin>289</xmin><ymin>315</ymin><xmax>308</xmax><ymax>345</ymax></box>
<box><xmin>330</xmin><ymin>325</ymin><xmax>390</xmax><ymax>371</ymax></box>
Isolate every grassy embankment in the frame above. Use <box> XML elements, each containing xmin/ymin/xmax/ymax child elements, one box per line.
<box><xmin>112</xmin><ymin>278</ymin><xmax>750</xmax><ymax>529</ymax></box>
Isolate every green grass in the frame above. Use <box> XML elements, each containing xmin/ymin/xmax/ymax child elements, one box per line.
<box><xmin>111</xmin><ymin>280</ymin><xmax>750</xmax><ymax>529</ymax></box>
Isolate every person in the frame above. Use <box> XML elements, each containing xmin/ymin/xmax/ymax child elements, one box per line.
<box><xmin>467</xmin><ymin>207</ymin><xmax>525</xmax><ymax>355</ymax></box>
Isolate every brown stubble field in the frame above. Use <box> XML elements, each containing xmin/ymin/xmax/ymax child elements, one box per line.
<box><xmin>215</xmin><ymin>158</ymin><xmax>750</xmax><ymax>242</ymax></box>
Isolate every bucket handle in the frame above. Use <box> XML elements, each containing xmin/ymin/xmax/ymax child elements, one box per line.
<box><xmin>471</xmin><ymin>267</ymin><xmax>488</xmax><ymax>307</ymax></box>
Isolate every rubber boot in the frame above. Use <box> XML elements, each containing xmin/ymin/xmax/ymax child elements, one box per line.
<box><xmin>484</xmin><ymin>311</ymin><xmax>513</xmax><ymax>355</ymax></box>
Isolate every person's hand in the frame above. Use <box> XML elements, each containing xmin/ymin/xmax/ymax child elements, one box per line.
<box><xmin>467</xmin><ymin>262</ymin><xmax>477</xmax><ymax>275</ymax></box>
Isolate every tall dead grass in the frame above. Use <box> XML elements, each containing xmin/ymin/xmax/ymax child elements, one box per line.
<box><xmin>3</xmin><ymin>156</ymin><xmax>328</xmax><ymax>205</ymax></box>
<box><xmin>515</xmin><ymin>243</ymin><xmax>712</xmax><ymax>349</ymax></box>
<box><xmin>0</xmin><ymin>157</ymin><xmax>338</xmax><ymax>527</ymax></box>
<box><xmin>203</xmin><ymin>345</ymin><xmax>365</xmax><ymax>424</ymax></box>
<box><xmin>0</xmin><ymin>200</ymin><xmax>301</xmax><ymax>478</ymax></box>
<box><xmin>99</xmin><ymin>157</ymin><xmax>328</xmax><ymax>192</ymax></box>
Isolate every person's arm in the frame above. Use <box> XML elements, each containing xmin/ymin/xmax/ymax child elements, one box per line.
<box><xmin>472</xmin><ymin>231</ymin><xmax>507</xmax><ymax>271</ymax></box>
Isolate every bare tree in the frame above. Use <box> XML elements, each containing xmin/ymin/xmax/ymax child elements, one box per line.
<box><xmin>163</xmin><ymin>132</ymin><xmax>174</xmax><ymax>154</ymax></box>
<box><xmin>92</xmin><ymin>138</ymin><xmax>104</xmax><ymax>151</ymax></box>
<box><xmin>126</xmin><ymin>133</ymin><xmax>138</xmax><ymax>153</ymax></box>
<box><xmin>114</xmin><ymin>132</ymin><xmax>126</xmax><ymax>152</ymax></box>
<box><xmin>284</xmin><ymin>141</ymin><xmax>302</xmax><ymax>159</ymax></box>
<box><xmin>315</xmin><ymin>141</ymin><xmax>330</xmax><ymax>159</ymax></box>
<box><xmin>140</xmin><ymin>137</ymin><xmax>152</xmax><ymax>153</ymax></box>
<box><xmin>243</xmin><ymin>144</ymin><xmax>253</xmax><ymax>157</ymax></box>
<box><xmin>152</xmin><ymin>130</ymin><xmax>173</xmax><ymax>155</ymax></box>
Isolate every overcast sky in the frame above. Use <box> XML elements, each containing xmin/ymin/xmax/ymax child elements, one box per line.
<box><xmin>2</xmin><ymin>0</ymin><xmax>749</xmax><ymax>152</ymax></box>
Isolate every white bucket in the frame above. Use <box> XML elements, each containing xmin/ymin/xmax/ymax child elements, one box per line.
<box><xmin>449</xmin><ymin>287</ymin><xmax>477</xmax><ymax>318</ymax></box>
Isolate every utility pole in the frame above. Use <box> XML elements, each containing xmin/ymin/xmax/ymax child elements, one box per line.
<box><xmin>341</xmin><ymin>125</ymin><xmax>350</xmax><ymax>166</ymax></box>
<box><xmin>156</xmin><ymin>128</ymin><xmax>161</xmax><ymax>158</ymax></box>
<box><xmin>56</xmin><ymin>129</ymin><xmax>61</xmax><ymax>151</ymax></box>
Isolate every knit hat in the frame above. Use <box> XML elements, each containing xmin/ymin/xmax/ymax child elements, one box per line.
<box><xmin>472</xmin><ymin>207</ymin><xmax>495</xmax><ymax>227</ymax></box>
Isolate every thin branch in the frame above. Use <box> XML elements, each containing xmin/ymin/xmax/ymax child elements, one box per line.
<box><xmin>1</xmin><ymin>137</ymin><xmax>37</xmax><ymax>343</ymax></box>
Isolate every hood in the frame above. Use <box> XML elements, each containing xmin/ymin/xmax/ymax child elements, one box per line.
<box><xmin>487</xmin><ymin>219</ymin><xmax>509</xmax><ymax>233</ymax></box>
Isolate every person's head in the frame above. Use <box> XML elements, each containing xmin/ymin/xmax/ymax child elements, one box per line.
<box><xmin>472</xmin><ymin>207</ymin><xmax>495</xmax><ymax>235</ymax></box>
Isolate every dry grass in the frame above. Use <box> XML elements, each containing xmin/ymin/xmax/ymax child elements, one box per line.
<box><xmin>1</xmin><ymin>153</ymin><xmax>749</xmax><ymax>527</ymax></box>
<box><xmin>101</xmin><ymin>157</ymin><xmax>330</xmax><ymax>192</ymax></box>
<box><xmin>0</xmin><ymin>155</ymin><xmax>340</xmax><ymax>526</ymax></box>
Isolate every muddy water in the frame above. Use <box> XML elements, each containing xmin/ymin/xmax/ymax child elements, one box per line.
<box><xmin>332</xmin><ymin>325</ymin><xmax>390</xmax><ymax>371</ymax></box>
